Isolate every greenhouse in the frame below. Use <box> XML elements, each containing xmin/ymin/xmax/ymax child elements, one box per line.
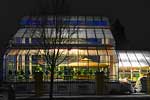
<box><xmin>3</xmin><ymin>16</ymin><xmax>118</xmax><ymax>81</ymax></box>
<box><xmin>2</xmin><ymin>16</ymin><xmax>150</xmax><ymax>82</ymax></box>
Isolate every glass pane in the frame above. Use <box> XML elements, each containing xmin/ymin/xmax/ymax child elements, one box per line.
<box><xmin>69</xmin><ymin>49</ymin><xmax>78</xmax><ymax>56</ymax></box>
<box><xmin>86</xmin><ymin>16</ymin><xmax>93</xmax><ymax>21</ymax></box>
<box><xmin>86</xmin><ymin>29</ymin><xmax>95</xmax><ymax>38</ymax></box>
<box><xmin>15</xmin><ymin>37</ymin><xmax>22</xmax><ymax>44</ymax></box>
<box><xmin>31</xmin><ymin>38</ymin><xmax>39</xmax><ymax>44</ymax></box>
<box><xmin>100</xmin><ymin>55</ymin><xmax>109</xmax><ymax>63</ymax></box>
<box><xmin>102</xmin><ymin>17</ymin><xmax>109</xmax><ymax>25</ymax></box>
<box><xmin>93</xmin><ymin>16</ymin><xmax>101</xmax><ymax>21</ymax></box>
<box><xmin>127</xmin><ymin>52</ymin><xmax>140</xmax><ymax>67</ymax></box>
<box><xmin>119</xmin><ymin>52</ymin><xmax>131</xmax><ymax>67</ymax></box>
<box><xmin>118</xmin><ymin>55</ymin><xmax>123</xmax><ymax>67</ymax></box>
<box><xmin>14</xmin><ymin>28</ymin><xmax>26</xmax><ymax>37</ymax></box>
<box><xmin>88</xmin><ymin>50</ymin><xmax>97</xmax><ymax>55</ymax></box>
<box><xmin>103</xmin><ymin>29</ymin><xmax>113</xmax><ymax>39</ymax></box>
<box><xmin>85</xmin><ymin>16</ymin><xmax>93</xmax><ymax>26</ymax></box>
<box><xmin>142</xmin><ymin>51</ymin><xmax>150</xmax><ymax>65</ymax></box>
<box><xmin>47</xmin><ymin>28</ymin><xmax>56</xmax><ymax>38</ymax></box>
<box><xmin>29</xmin><ymin>50</ymin><xmax>39</xmax><ymax>55</ymax></box>
<box><xmin>29</xmin><ymin>28</ymin><xmax>41</xmax><ymax>38</ymax></box>
<box><xmin>62</xmin><ymin>29</ymin><xmax>69</xmax><ymax>38</ymax></box>
<box><xmin>25</xmin><ymin>38</ymin><xmax>29</xmax><ymax>44</ymax></box>
<box><xmin>79</xmin><ymin>49</ymin><xmax>88</xmax><ymax>56</ymax></box>
<box><xmin>135</xmin><ymin>52</ymin><xmax>149</xmax><ymax>67</ymax></box>
<box><xmin>78</xmin><ymin>29</ymin><xmax>86</xmax><ymax>38</ymax></box>
<box><xmin>24</xmin><ymin>28</ymin><xmax>31</xmax><ymax>37</ymax></box>
<box><xmin>70</xmin><ymin>16</ymin><xmax>77</xmax><ymax>20</ymax></box>
<box><xmin>95</xmin><ymin>29</ymin><xmax>104</xmax><ymax>38</ymax></box>
<box><xmin>70</xmin><ymin>29</ymin><xmax>78</xmax><ymax>38</ymax></box>
<box><xmin>78</xmin><ymin>16</ymin><xmax>85</xmax><ymax>25</ymax></box>
<box><xmin>98</xmin><ymin>50</ymin><xmax>107</xmax><ymax>55</ymax></box>
<box><xmin>78</xmin><ymin>39</ymin><xmax>87</xmax><ymax>44</ymax></box>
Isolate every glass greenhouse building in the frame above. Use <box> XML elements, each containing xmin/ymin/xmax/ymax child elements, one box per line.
<box><xmin>117</xmin><ymin>50</ymin><xmax>150</xmax><ymax>81</ymax></box>
<box><xmin>2</xmin><ymin>16</ymin><xmax>150</xmax><ymax>82</ymax></box>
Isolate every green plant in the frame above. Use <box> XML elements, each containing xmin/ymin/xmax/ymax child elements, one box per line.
<box><xmin>89</xmin><ymin>70</ymin><xmax>93</xmax><ymax>75</ymax></box>
<box><xmin>34</xmin><ymin>65</ymin><xmax>43</xmax><ymax>73</ymax></box>
<box><xmin>58</xmin><ymin>70</ymin><xmax>62</xmax><ymax>76</ymax></box>
<box><xmin>77</xmin><ymin>70</ymin><xmax>81</xmax><ymax>75</ymax></box>
<box><xmin>83</xmin><ymin>69</ymin><xmax>88</xmax><ymax>75</ymax></box>
<box><xmin>18</xmin><ymin>75</ymin><xmax>25</xmax><ymax>80</ymax></box>
<box><xmin>16</xmin><ymin>70</ymin><xmax>25</xmax><ymax>80</ymax></box>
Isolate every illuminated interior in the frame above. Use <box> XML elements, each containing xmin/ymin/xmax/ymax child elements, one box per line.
<box><xmin>4</xmin><ymin>49</ymin><xmax>118</xmax><ymax>80</ymax></box>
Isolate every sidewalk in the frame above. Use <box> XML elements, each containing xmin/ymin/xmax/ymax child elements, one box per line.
<box><xmin>16</xmin><ymin>93</ymin><xmax>150</xmax><ymax>100</ymax></box>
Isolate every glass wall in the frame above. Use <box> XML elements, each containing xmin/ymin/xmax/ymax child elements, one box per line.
<box><xmin>5</xmin><ymin>49</ymin><xmax>149</xmax><ymax>81</ymax></box>
<box><xmin>118</xmin><ymin>50</ymin><xmax>150</xmax><ymax>81</ymax></box>
<box><xmin>4</xmin><ymin>49</ymin><xmax>117</xmax><ymax>81</ymax></box>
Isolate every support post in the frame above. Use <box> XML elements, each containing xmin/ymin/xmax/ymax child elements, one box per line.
<box><xmin>147</xmin><ymin>72</ymin><xmax>150</xmax><ymax>94</ymax></box>
<box><xmin>34</xmin><ymin>72</ymin><xmax>43</xmax><ymax>96</ymax></box>
<box><xmin>95</xmin><ymin>71</ymin><xmax>105</xmax><ymax>95</ymax></box>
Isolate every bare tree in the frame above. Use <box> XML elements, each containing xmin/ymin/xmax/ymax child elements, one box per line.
<box><xmin>30</xmin><ymin>14</ymin><xmax>77</xmax><ymax>99</ymax></box>
<box><xmin>42</xmin><ymin>15</ymin><xmax>76</xmax><ymax>99</ymax></box>
<box><xmin>29</xmin><ymin>0</ymin><xmax>75</xmax><ymax>99</ymax></box>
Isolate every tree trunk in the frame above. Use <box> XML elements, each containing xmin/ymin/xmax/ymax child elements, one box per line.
<box><xmin>49</xmin><ymin>65</ymin><xmax>54</xmax><ymax>100</ymax></box>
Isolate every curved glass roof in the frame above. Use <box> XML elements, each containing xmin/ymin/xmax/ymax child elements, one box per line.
<box><xmin>20</xmin><ymin>16</ymin><xmax>110</xmax><ymax>27</ymax></box>
<box><xmin>117</xmin><ymin>50</ymin><xmax>150</xmax><ymax>67</ymax></box>
<box><xmin>10</xmin><ymin>16</ymin><xmax>115</xmax><ymax>47</ymax></box>
<box><xmin>13</xmin><ymin>28</ymin><xmax>114</xmax><ymax>44</ymax></box>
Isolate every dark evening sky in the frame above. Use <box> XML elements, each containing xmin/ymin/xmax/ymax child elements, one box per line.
<box><xmin>1</xmin><ymin>0</ymin><xmax>150</xmax><ymax>51</ymax></box>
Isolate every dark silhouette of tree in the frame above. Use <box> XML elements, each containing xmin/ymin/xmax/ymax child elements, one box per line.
<box><xmin>111</xmin><ymin>18</ymin><xmax>129</xmax><ymax>49</ymax></box>
<box><xmin>31</xmin><ymin>0</ymin><xmax>75</xmax><ymax>99</ymax></box>
<box><xmin>39</xmin><ymin>16</ymin><xmax>76</xmax><ymax>99</ymax></box>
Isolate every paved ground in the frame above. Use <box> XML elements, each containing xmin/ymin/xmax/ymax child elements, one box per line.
<box><xmin>15</xmin><ymin>93</ymin><xmax>150</xmax><ymax>100</ymax></box>
<box><xmin>0</xmin><ymin>92</ymin><xmax>8</xmax><ymax>100</ymax></box>
<box><xmin>1</xmin><ymin>92</ymin><xmax>150</xmax><ymax>100</ymax></box>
